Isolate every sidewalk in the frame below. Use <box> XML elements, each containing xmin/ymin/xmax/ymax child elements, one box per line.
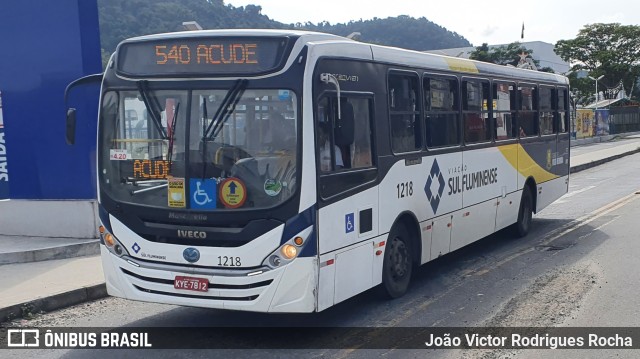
<box><xmin>1</xmin><ymin>134</ymin><xmax>640</xmax><ymax>323</ymax></box>
<box><xmin>570</xmin><ymin>134</ymin><xmax>640</xmax><ymax>173</ymax></box>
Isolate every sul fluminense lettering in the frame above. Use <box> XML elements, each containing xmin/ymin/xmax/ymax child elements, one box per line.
<box><xmin>155</xmin><ymin>43</ymin><xmax>258</xmax><ymax>65</ymax></box>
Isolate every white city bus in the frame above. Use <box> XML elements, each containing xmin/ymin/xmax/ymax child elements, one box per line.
<box><xmin>66</xmin><ymin>30</ymin><xmax>570</xmax><ymax>312</ymax></box>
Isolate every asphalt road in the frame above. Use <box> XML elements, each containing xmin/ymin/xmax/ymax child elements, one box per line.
<box><xmin>5</xmin><ymin>153</ymin><xmax>640</xmax><ymax>358</ymax></box>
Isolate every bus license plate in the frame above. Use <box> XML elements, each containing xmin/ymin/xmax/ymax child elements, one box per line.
<box><xmin>174</xmin><ymin>276</ymin><xmax>209</xmax><ymax>292</ymax></box>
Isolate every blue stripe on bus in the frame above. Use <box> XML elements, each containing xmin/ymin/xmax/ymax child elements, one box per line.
<box><xmin>98</xmin><ymin>203</ymin><xmax>113</xmax><ymax>234</ymax></box>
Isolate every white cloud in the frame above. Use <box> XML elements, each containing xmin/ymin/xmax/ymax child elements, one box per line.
<box><xmin>225</xmin><ymin>0</ymin><xmax>640</xmax><ymax>46</ymax></box>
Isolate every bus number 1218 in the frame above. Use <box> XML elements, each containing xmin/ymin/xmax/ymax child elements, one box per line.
<box><xmin>397</xmin><ymin>181</ymin><xmax>413</xmax><ymax>198</ymax></box>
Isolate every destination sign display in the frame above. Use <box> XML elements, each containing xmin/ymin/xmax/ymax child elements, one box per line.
<box><xmin>116</xmin><ymin>37</ymin><xmax>290</xmax><ymax>77</ymax></box>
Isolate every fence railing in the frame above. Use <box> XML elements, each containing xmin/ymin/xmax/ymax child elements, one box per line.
<box><xmin>610</xmin><ymin>107</ymin><xmax>640</xmax><ymax>134</ymax></box>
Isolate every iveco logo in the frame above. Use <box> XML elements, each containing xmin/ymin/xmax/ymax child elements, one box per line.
<box><xmin>177</xmin><ymin>230</ymin><xmax>207</xmax><ymax>239</ymax></box>
<box><xmin>183</xmin><ymin>247</ymin><xmax>200</xmax><ymax>263</ymax></box>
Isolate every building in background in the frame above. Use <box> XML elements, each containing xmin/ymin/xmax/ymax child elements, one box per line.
<box><xmin>0</xmin><ymin>0</ymin><xmax>102</xmax><ymax>238</ymax></box>
<box><xmin>428</xmin><ymin>41</ymin><xmax>570</xmax><ymax>75</ymax></box>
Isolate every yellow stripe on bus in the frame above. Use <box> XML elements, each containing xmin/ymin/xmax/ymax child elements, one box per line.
<box><xmin>498</xmin><ymin>144</ymin><xmax>558</xmax><ymax>183</ymax></box>
<box><xmin>444</xmin><ymin>58</ymin><xmax>479</xmax><ymax>73</ymax></box>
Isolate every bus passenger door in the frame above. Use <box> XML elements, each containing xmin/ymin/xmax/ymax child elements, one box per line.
<box><xmin>315</xmin><ymin>95</ymin><xmax>379</xmax><ymax>308</ymax></box>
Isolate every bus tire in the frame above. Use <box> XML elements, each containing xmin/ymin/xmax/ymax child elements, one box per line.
<box><xmin>379</xmin><ymin>224</ymin><xmax>413</xmax><ymax>299</ymax></box>
<box><xmin>513</xmin><ymin>187</ymin><xmax>533</xmax><ymax>238</ymax></box>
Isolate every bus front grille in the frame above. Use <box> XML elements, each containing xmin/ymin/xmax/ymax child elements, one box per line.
<box><xmin>120</xmin><ymin>267</ymin><xmax>270</xmax><ymax>302</ymax></box>
<box><xmin>121</xmin><ymin>268</ymin><xmax>272</xmax><ymax>290</ymax></box>
<box><xmin>132</xmin><ymin>285</ymin><xmax>259</xmax><ymax>301</ymax></box>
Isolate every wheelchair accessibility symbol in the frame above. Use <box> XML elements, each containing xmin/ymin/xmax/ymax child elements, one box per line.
<box><xmin>189</xmin><ymin>179</ymin><xmax>216</xmax><ymax>209</ymax></box>
<box><xmin>345</xmin><ymin>213</ymin><xmax>355</xmax><ymax>233</ymax></box>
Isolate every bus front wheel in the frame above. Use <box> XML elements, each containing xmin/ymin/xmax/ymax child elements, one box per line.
<box><xmin>513</xmin><ymin>187</ymin><xmax>533</xmax><ymax>238</ymax></box>
<box><xmin>379</xmin><ymin>225</ymin><xmax>413</xmax><ymax>299</ymax></box>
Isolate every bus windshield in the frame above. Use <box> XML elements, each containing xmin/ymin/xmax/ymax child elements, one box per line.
<box><xmin>99</xmin><ymin>87</ymin><xmax>298</xmax><ymax>211</ymax></box>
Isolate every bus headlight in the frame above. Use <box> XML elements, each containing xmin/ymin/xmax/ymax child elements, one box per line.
<box><xmin>100</xmin><ymin>227</ymin><xmax>129</xmax><ymax>258</ymax></box>
<box><xmin>281</xmin><ymin>244</ymin><xmax>297</xmax><ymax>259</ymax></box>
<box><xmin>263</xmin><ymin>226</ymin><xmax>313</xmax><ymax>269</ymax></box>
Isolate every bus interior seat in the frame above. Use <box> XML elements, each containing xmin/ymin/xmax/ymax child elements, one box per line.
<box><xmin>198</xmin><ymin>140</ymin><xmax>222</xmax><ymax>163</ymax></box>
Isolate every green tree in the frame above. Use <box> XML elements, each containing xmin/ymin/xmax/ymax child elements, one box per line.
<box><xmin>469</xmin><ymin>43</ymin><xmax>492</xmax><ymax>63</ymax></box>
<box><xmin>469</xmin><ymin>42</ymin><xmax>541</xmax><ymax>68</ymax></box>
<box><xmin>555</xmin><ymin>23</ymin><xmax>640</xmax><ymax>102</ymax></box>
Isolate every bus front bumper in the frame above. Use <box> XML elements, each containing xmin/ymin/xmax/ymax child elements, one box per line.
<box><xmin>100</xmin><ymin>246</ymin><xmax>318</xmax><ymax>313</ymax></box>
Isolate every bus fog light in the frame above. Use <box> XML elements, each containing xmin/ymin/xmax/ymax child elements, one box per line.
<box><xmin>269</xmin><ymin>255</ymin><xmax>281</xmax><ymax>267</ymax></box>
<box><xmin>281</xmin><ymin>244</ymin><xmax>297</xmax><ymax>259</ymax></box>
<box><xmin>114</xmin><ymin>244</ymin><xmax>124</xmax><ymax>256</ymax></box>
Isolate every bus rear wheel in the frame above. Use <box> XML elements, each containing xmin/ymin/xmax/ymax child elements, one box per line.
<box><xmin>513</xmin><ymin>187</ymin><xmax>533</xmax><ymax>238</ymax></box>
<box><xmin>379</xmin><ymin>225</ymin><xmax>413</xmax><ymax>299</ymax></box>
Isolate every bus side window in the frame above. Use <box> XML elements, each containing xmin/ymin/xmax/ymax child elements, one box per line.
<box><xmin>349</xmin><ymin>98</ymin><xmax>374</xmax><ymax>169</ymax></box>
<box><xmin>334</xmin><ymin>98</ymin><xmax>354</xmax><ymax>168</ymax></box>
<box><xmin>494</xmin><ymin>82</ymin><xmax>517</xmax><ymax>140</ymax></box>
<box><xmin>389</xmin><ymin>72</ymin><xmax>421</xmax><ymax>153</ymax></box>
<box><xmin>539</xmin><ymin>86</ymin><xmax>554</xmax><ymax>135</ymax></box>
<box><xmin>425</xmin><ymin>76</ymin><xmax>460</xmax><ymax>148</ymax></box>
<box><xmin>316</xmin><ymin>96</ymin><xmax>374</xmax><ymax>172</ymax></box>
<box><xmin>317</xmin><ymin>97</ymin><xmax>350</xmax><ymax>172</ymax></box>
<box><xmin>462</xmin><ymin>79</ymin><xmax>491</xmax><ymax>143</ymax></box>
<box><xmin>518</xmin><ymin>85</ymin><xmax>538</xmax><ymax>137</ymax></box>
<box><xmin>557</xmin><ymin>88</ymin><xmax>569</xmax><ymax>133</ymax></box>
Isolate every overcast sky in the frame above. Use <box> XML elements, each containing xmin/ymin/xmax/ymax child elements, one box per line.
<box><xmin>225</xmin><ymin>0</ymin><xmax>639</xmax><ymax>46</ymax></box>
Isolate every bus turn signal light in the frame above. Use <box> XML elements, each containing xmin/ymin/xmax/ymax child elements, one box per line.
<box><xmin>293</xmin><ymin>237</ymin><xmax>304</xmax><ymax>246</ymax></box>
<box><xmin>104</xmin><ymin>233</ymin><xmax>116</xmax><ymax>247</ymax></box>
<box><xmin>99</xmin><ymin>226</ymin><xmax>105</xmax><ymax>234</ymax></box>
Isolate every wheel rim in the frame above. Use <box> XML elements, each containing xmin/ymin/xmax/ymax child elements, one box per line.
<box><xmin>389</xmin><ymin>237</ymin><xmax>409</xmax><ymax>280</ymax></box>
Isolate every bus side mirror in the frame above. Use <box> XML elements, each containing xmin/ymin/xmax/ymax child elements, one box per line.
<box><xmin>63</xmin><ymin>73</ymin><xmax>104</xmax><ymax>146</ymax></box>
<box><xmin>66</xmin><ymin>108</ymin><xmax>77</xmax><ymax>145</ymax></box>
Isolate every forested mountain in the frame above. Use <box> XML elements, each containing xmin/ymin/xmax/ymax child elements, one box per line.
<box><xmin>300</xmin><ymin>16</ymin><xmax>470</xmax><ymax>51</ymax></box>
<box><xmin>98</xmin><ymin>0</ymin><xmax>471</xmax><ymax>63</ymax></box>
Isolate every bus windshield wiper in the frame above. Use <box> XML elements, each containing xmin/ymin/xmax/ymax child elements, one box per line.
<box><xmin>203</xmin><ymin>79</ymin><xmax>247</xmax><ymax>141</ymax></box>
<box><xmin>123</xmin><ymin>177</ymin><xmax>168</xmax><ymax>186</ymax></box>
<box><xmin>122</xmin><ymin>177</ymin><xmax>168</xmax><ymax>196</ymax></box>
<box><xmin>167</xmin><ymin>102</ymin><xmax>180</xmax><ymax>171</ymax></box>
<box><xmin>137</xmin><ymin>81</ymin><xmax>167</xmax><ymax>139</ymax></box>
<box><xmin>130</xmin><ymin>183</ymin><xmax>168</xmax><ymax>195</ymax></box>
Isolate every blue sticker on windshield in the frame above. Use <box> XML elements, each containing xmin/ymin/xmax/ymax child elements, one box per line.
<box><xmin>278</xmin><ymin>90</ymin><xmax>290</xmax><ymax>101</ymax></box>
<box><xmin>190</xmin><ymin>179</ymin><xmax>217</xmax><ymax>209</ymax></box>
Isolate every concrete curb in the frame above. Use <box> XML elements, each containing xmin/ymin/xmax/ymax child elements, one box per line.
<box><xmin>570</xmin><ymin>147</ymin><xmax>640</xmax><ymax>173</ymax></box>
<box><xmin>570</xmin><ymin>131</ymin><xmax>640</xmax><ymax>147</ymax></box>
<box><xmin>0</xmin><ymin>283</ymin><xmax>107</xmax><ymax>323</ymax></box>
<box><xmin>0</xmin><ymin>240</ymin><xmax>100</xmax><ymax>265</ymax></box>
